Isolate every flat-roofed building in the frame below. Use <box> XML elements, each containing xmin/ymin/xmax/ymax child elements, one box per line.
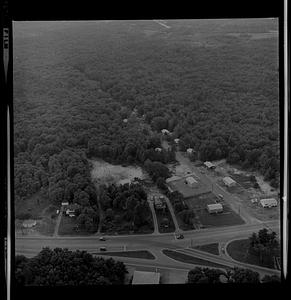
<box><xmin>185</xmin><ymin>176</ymin><xmax>197</xmax><ymax>188</ymax></box>
<box><xmin>223</xmin><ymin>176</ymin><xmax>236</xmax><ymax>187</ymax></box>
<box><xmin>132</xmin><ymin>271</ymin><xmax>160</xmax><ymax>285</ymax></box>
<box><xmin>207</xmin><ymin>203</ymin><xmax>223</xmax><ymax>214</ymax></box>
<box><xmin>204</xmin><ymin>161</ymin><xmax>216</xmax><ymax>169</ymax></box>
<box><xmin>260</xmin><ymin>198</ymin><xmax>278</xmax><ymax>208</ymax></box>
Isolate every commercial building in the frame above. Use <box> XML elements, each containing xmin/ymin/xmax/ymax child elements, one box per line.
<box><xmin>260</xmin><ymin>198</ymin><xmax>278</xmax><ymax>208</ymax></box>
<box><xmin>204</xmin><ymin>161</ymin><xmax>216</xmax><ymax>169</ymax></box>
<box><xmin>222</xmin><ymin>176</ymin><xmax>236</xmax><ymax>187</ymax></box>
<box><xmin>132</xmin><ymin>271</ymin><xmax>160</xmax><ymax>285</ymax></box>
<box><xmin>207</xmin><ymin>203</ymin><xmax>223</xmax><ymax>214</ymax></box>
<box><xmin>22</xmin><ymin>219</ymin><xmax>37</xmax><ymax>228</ymax></box>
<box><xmin>185</xmin><ymin>176</ymin><xmax>197</xmax><ymax>188</ymax></box>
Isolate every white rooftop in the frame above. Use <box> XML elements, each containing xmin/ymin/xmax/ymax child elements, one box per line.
<box><xmin>223</xmin><ymin>176</ymin><xmax>236</xmax><ymax>184</ymax></box>
<box><xmin>185</xmin><ymin>176</ymin><xmax>197</xmax><ymax>184</ymax></box>
<box><xmin>260</xmin><ymin>198</ymin><xmax>277</xmax><ymax>205</ymax></box>
<box><xmin>207</xmin><ymin>203</ymin><xmax>223</xmax><ymax>210</ymax></box>
<box><xmin>132</xmin><ymin>271</ymin><xmax>160</xmax><ymax>285</ymax></box>
<box><xmin>204</xmin><ymin>161</ymin><xmax>215</xmax><ymax>168</ymax></box>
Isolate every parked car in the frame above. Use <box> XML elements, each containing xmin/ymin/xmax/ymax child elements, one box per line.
<box><xmin>176</xmin><ymin>234</ymin><xmax>184</xmax><ymax>239</ymax></box>
<box><xmin>99</xmin><ymin>236</ymin><xmax>106</xmax><ymax>241</ymax></box>
<box><xmin>99</xmin><ymin>247</ymin><xmax>107</xmax><ymax>251</ymax></box>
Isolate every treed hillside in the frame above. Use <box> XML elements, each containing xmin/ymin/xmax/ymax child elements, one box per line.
<box><xmin>13</xmin><ymin>19</ymin><xmax>279</xmax><ymax>214</ymax></box>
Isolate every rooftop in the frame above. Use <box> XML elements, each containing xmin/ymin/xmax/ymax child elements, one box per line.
<box><xmin>223</xmin><ymin>176</ymin><xmax>236</xmax><ymax>184</ymax></box>
<box><xmin>132</xmin><ymin>271</ymin><xmax>160</xmax><ymax>285</ymax></box>
<box><xmin>207</xmin><ymin>203</ymin><xmax>223</xmax><ymax>210</ymax></box>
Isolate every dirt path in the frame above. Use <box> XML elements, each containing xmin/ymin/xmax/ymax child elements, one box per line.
<box><xmin>163</xmin><ymin>196</ymin><xmax>180</xmax><ymax>233</ymax></box>
<box><xmin>147</xmin><ymin>199</ymin><xmax>159</xmax><ymax>234</ymax></box>
<box><xmin>53</xmin><ymin>206</ymin><xmax>64</xmax><ymax>237</ymax></box>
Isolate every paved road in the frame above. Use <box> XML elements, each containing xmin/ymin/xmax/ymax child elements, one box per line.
<box><xmin>53</xmin><ymin>206</ymin><xmax>64</xmax><ymax>237</ymax></box>
<box><xmin>147</xmin><ymin>199</ymin><xmax>159</xmax><ymax>234</ymax></box>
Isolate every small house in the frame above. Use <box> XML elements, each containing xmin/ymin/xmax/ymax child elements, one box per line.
<box><xmin>132</xmin><ymin>271</ymin><xmax>160</xmax><ymax>285</ymax></box>
<box><xmin>155</xmin><ymin>147</ymin><xmax>162</xmax><ymax>152</ymax></box>
<box><xmin>174</xmin><ymin>138</ymin><xmax>180</xmax><ymax>144</ymax></box>
<box><xmin>222</xmin><ymin>176</ymin><xmax>236</xmax><ymax>187</ymax></box>
<box><xmin>207</xmin><ymin>203</ymin><xmax>223</xmax><ymax>214</ymax></box>
<box><xmin>185</xmin><ymin>176</ymin><xmax>197</xmax><ymax>188</ymax></box>
<box><xmin>123</xmin><ymin>118</ymin><xmax>128</xmax><ymax>123</ymax></box>
<box><xmin>204</xmin><ymin>161</ymin><xmax>216</xmax><ymax>169</ymax></box>
<box><xmin>161</xmin><ymin>129</ymin><xmax>171</xmax><ymax>135</ymax></box>
<box><xmin>61</xmin><ymin>201</ymin><xmax>69</xmax><ymax>207</ymax></box>
<box><xmin>186</xmin><ymin>148</ymin><xmax>194</xmax><ymax>155</ymax></box>
<box><xmin>22</xmin><ymin>219</ymin><xmax>37</xmax><ymax>228</ymax></box>
<box><xmin>260</xmin><ymin>198</ymin><xmax>278</xmax><ymax>208</ymax></box>
<box><xmin>65</xmin><ymin>204</ymin><xmax>79</xmax><ymax>216</ymax></box>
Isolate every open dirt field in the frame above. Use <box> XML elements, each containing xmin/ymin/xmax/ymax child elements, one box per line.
<box><xmin>90</xmin><ymin>159</ymin><xmax>147</xmax><ymax>185</ymax></box>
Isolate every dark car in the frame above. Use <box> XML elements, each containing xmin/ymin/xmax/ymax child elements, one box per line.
<box><xmin>99</xmin><ymin>247</ymin><xmax>107</xmax><ymax>251</ymax></box>
<box><xmin>99</xmin><ymin>236</ymin><xmax>106</xmax><ymax>241</ymax></box>
<box><xmin>177</xmin><ymin>234</ymin><xmax>184</xmax><ymax>239</ymax></box>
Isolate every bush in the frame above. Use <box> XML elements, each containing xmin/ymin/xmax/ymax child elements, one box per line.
<box><xmin>16</xmin><ymin>213</ymin><xmax>32</xmax><ymax>220</ymax></box>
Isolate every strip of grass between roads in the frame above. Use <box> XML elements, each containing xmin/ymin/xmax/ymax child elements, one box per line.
<box><xmin>94</xmin><ymin>250</ymin><xmax>155</xmax><ymax>260</ymax></box>
<box><xmin>162</xmin><ymin>249</ymin><xmax>229</xmax><ymax>269</ymax></box>
<box><xmin>193</xmin><ymin>243</ymin><xmax>219</xmax><ymax>255</ymax></box>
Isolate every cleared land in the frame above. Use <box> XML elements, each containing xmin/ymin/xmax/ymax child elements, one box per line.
<box><xmin>226</xmin><ymin>239</ymin><xmax>278</xmax><ymax>269</ymax></box>
<box><xmin>94</xmin><ymin>250</ymin><xmax>155</xmax><ymax>260</ymax></box>
<box><xmin>162</xmin><ymin>249</ymin><xmax>229</xmax><ymax>269</ymax></box>
<box><xmin>58</xmin><ymin>215</ymin><xmax>92</xmax><ymax>236</ymax></box>
<box><xmin>193</xmin><ymin>243</ymin><xmax>219</xmax><ymax>255</ymax></box>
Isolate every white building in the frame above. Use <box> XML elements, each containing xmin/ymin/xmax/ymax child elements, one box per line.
<box><xmin>61</xmin><ymin>201</ymin><xmax>69</xmax><ymax>206</ymax></box>
<box><xmin>174</xmin><ymin>138</ymin><xmax>180</xmax><ymax>144</ymax></box>
<box><xmin>132</xmin><ymin>271</ymin><xmax>160</xmax><ymax>285</ymax></box>
<box><xmin>204</xmin><ymin>161</ymin><xmax>216</xmax><ymax>169</ymax></box>
<box><xmin>207</xmin><ymin>203</ymin><xmax>223</xmax><ymax>214</ymax></box>
<box><xmin>185</xmin><ymin>176</ymin><xmax>197</xmax><ymax>188</ymax></box>
<box><xmin>186</xmin><ymin>148</ymin><xmax>194</xmax><ymax>155</ymax></box>
<box><xmin>260</xmin><ymin>198</ymin><xmax>278</xmax><ymax>208</ymax></box>
<box><xmin>161</xmin><ymin>129</ymin><xmax>171</xmax><ymax>135</ymax></box>
<box><xmin>222</xmin><ymin>176</ymin><xmax>236</xmax><ymax>187</ymax></box>
<box><xmin>155</xmin><ymin>147</ymin><xmax>162</xmax><ymax>152</ymax></box>
<box><xmin>22</xmin><ymin>219</ymin><xmax>37</xmax><ymax>228</ymax></box>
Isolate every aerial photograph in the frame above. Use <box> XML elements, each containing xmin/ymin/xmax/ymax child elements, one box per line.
<box><xmin>13</xmin><ymin>19</ymin><xmax>280</xmax><ymax>285</ymax></box>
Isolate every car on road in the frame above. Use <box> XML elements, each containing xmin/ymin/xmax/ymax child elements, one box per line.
<box><xmin>176</xmin><ymin>234</ymin><xmax>184</xmax><ymax>239</ymax></box>
<box><xmin>99</xmin><ymin>247</ymin><xmax>107</xmax><ymax>251</ymax></box>
<box><xmin>99</xmin><ymin>236</ymin><xmax>106</xmax><ymax>241</ymax></box>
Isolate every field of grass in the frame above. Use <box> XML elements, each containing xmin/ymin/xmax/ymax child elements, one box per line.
<box><xmin>162</xmin><ymin>249</ymin><xmax>230</xmax><ymax>269</ymax></box>
<box><xmin>226</xmin><ymin>239</ymin><xmax>277</xmax><ymax>269</ymax></box>
<box><xmin>95</xmin><ymin>250</ymin><xmax>155</xmax><ymax>260</ymax></box>
<box><xmin>193</xmin><ymin>243</ymin><xmax>219</xmax><ymax>255</ymax></box>
<box><xmin>58</xmin><ymin>215</ymin><xmax>93</xmax><ymax>236</ymax></box>
<box><xmin>155</xmin><ymin>206</ymin><xmax>175</xmax><ymax>233</ymax></box>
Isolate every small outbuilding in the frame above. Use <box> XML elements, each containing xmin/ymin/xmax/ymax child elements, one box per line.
<box><xmin>174</xmin><ymin>138</ymin><xmax>180</xmax><ymax>144</ymax></box>
<box><xmin>132</xmin><ymin>271</ymin><xmax>160</xmax><ymax>285</ymax></box>
<box><xmin>204</xmin><ymin>161</ymin><xmax>216</xmax><ymax>169</ymax></box>
<box><xmin>155</xmin><ymin>147</ymin><xmax>162</xmax><ymax>152</ymax></box>
<box><xmin>61</xmin><ymin>201</ymin><xmax>69</xmax><ymax>207</ymax></box>
<box><xmin>22</xmin><ymin>219</ymin><xmax>37</xmax><ymax>228</ymax></box>
<box><xmin>207</xmin><ymin>203</ymin><xmax>223</xmax><ymax>214</ymax></box>
<box><xmin>123</xmin><ymin>118</ymin><xmax>128</xmax><ymax>123</ymax></box>
<box><xmin>260</xmin><ymin>198</ymin><xmax>278</xmax><ymax>208</ymax></box>
<box><xmin>187</xmin><ymin>148</ymin><xmax>194</xmax><ymax>155</ymax></box>
<box><xmin>161</xmin><ymin>129</ymin><xmax>171</xmax><ymax>135</ymax></box>
<box><xmin>185</xmin><ymin>176</ymin><xmax>197</xmax><ymax>188</ymax></box>
<box><xmin>223</xmin><ymin>176</ymin><xmax>236</xmax><ymax>187</ymax></box>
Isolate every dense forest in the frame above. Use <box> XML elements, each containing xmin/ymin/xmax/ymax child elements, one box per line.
<box><xmin>13</xmin><ymin>19</ymin><xmax>279</xmax><ymax>221</ymax></box>
<box><xmin>15</xmin><ymin>248</ymin><xmax>127</xmax><ymax>285</ymax></box>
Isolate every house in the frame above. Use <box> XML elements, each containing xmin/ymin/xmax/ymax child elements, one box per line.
<box><xmin>65</xmin><ymin>204</ymin><xmax>79</xmax><ymax>216</ymax></box>
<box><xmin>204</xmin><ymin>161</ymin><xmax>216</xmax><ymax>169</ymax></box>
<box><xmin>161</xmin><ymin>129</ymin><xmax>171</xmax><ymax>135</ymax></box>
<box><xmin>22</xmin><ymin>219</ymin><xmax>37</xmax><ymax>228</ymax></box>
<box><xmin>61</xmin><ymin>201</ymin><xmax>69</xmax><ymax>207</ymax></box>
<box><xmin>186</xmin><ymin>148</ymin><xmax>194</xmax><ymax>155</ymax></box>
<box><xmin>155</xmin><ymin>147</ymin><xmax>162</xmax><ymax>152</ymax></box>
<box><xmin>174</xmin><ymin>138</ymin><xmax>180</xmax><ymax>144</ymax></box>
<box><xmin>207</xmin><ymin>203</ymin><xmax>223</xmax><ymax>214</ymax></box>
<box><xmin>185</xmin><ymin>176</ymin><xmax>197</xmax><ymax>188</ymax></box>
<box><xmin>260</xmin><ymin>198</ymin><xmax>278</xmax><ymax>208</ymax></box>
<box><xmin>132</xmin><ymin>271</ymin><xmax>160</xmax><ymax>285</ymax></box>
<box><xmin>222</xmin><ymin>176</ymin><xmax>236</xmax><ymax>187</ymax></box>
<box><xmin>123</xmin><ymin>118</ymin><xmax>128</xmax><ymax>123</ymax></box>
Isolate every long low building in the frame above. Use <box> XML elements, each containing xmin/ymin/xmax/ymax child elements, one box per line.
<box><xmin>207</xmin><ymin>203</ymin><xmax>223</xmax><ymax>214</ymax></box>
<box><xmin>260</xmin><ymin>198</ymin><xmax>278</xmax><ymax>208</ymax></box>
<box><xmin>132</xmin><ymin>271</ymin><xmax>160</xmax><ymax>284</ymax></box>
<box><xmin>222</xmin><ymin>176</ymin><xmax>236</xmax><ymax>187</ymax></box>
<box><xmin>204</xmin><ymin>161</ymin><xmax>216</xmax><ymax>169</ymax></box>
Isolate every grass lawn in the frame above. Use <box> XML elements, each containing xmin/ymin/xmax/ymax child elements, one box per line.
<box><xmin>155</xmin><ymin>206</ymin><xmax>175</xmax><ymax>233</ymax></box>
<box><xmin>95</xmin><ymin>250</ymin><xmax>155</xmax><ymax>260</ymax></box>
<box><xmin>162</xmin><ymin>249</ymin><xmax>230</xmax><ymax>269</ymax></box>
<box><xmin>226</xmin><ymin>239</ymin><xmax>277</xmax><ymax>269</ymax></box>
<box><xmin>58</xmin><ymin>215</ymin><xmax>94</xmax><ymax>236</ymax></box>
<box><xmin>193</xmin><ymin>243</ymin><xmax>219</xmax><ymax>255</ymax></box>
